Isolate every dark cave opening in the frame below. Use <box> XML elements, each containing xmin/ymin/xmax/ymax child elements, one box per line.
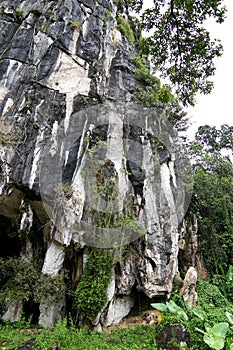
<box><xmin>23</xmin><ymin>298</ymin><xmax>40</xmax><ymax>324</ymax></box>
<box><xmin>130</xmin><ymin>285</ymin><xmax>167</xmax><ymax>316</ymax></box>
<box><xmin>0</xmin><ymin>215</ymin><xmax>21</xmax><ymax>257</ymax></box>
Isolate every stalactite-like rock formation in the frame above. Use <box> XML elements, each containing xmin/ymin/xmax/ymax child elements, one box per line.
<box><xmin>0</xmin><ymin>0</ymin><xmax>193</xmax><ymax>328</ymax></box>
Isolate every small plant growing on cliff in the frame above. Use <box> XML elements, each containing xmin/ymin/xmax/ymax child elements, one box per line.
<box><xmin>117</xmin><ymin>15</ymin><xmax>135</xmax><ymax>45</ymax></box>
<box><xmin>74</xmin><ymin>248</ymin><xmax>113</xmax><ymax>319</ymax></box>
<box><xmin>16</xmin><ymin>9</ymin><xmax>24</xmax><ymax>18</ymax></box>
<box><xmin>0</xmin><ymin>121</ymin><xmax>20</xmax><ymax>146</ymax></box>
<box><xmin>131</xmin><ymin>56</ymin><xmax>160</xmax><ymax>88</ymax></box>
<box><xmin>103</xmin><ymin>9</ymin><xmax>110</xmax><ymax>30</ymax></box>
<box><xmin>69</xmin><ymin>21</ymin><xmax>81</xmax><ymax>30</ymax></box>
<box><xmin>54</xmin><ymin>184</ymin><xmax>73</xmax><ymax>199</ymax></box>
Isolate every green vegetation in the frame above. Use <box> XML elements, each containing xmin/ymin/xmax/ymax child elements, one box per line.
<box><xmin>213</xmin><ymin>266</ymin><xmax>233</xmax><ymax>303</ymax></box>
<box><xmin>0</xmin><ymin>121</ymin><xmax>20</xmax><ymax>146</ymax></box>
<box><xmin>114</xmin><ymin>0</ymin><xmax>125</xmax><ymax>6</ymax></box>
<box><xmin>69</xmin><ymin>21</ymin><xmax>82</xmax><ymax>30</ymax></box>
<box><xmin>30</xmin><ymin>8</ymin><xmax>43</xmax><ymax>17</ymax></box>
<box><xmin>131</xmin><ymin>56</ymin><xmax>187</xmax><ymax>130</ymax></box>
<box><xmin>117</xmin><ymin>15</ymin><xmax>135</xmax><ymax>45</ymax></box>
<box><xmin>54</xmin><ymin>184</ymin><xmax>74</xmax><ymax>199</ymax></box>
<box><xmin>151</xmin><ymin>279</ymin><xmax>233</xmax><ymax>349</ymax></box>
<box><xmin>0</xmin><ymin>257</ymin><xmax>64</xmax><ymax>310</ymax></box>
<box><xmin>128</xmin><ymin>0</ymin><xmax>226</xmax><ymax>105</ymax></box>
<box><xmin>103</xmin><ymin>9</ymin><xmax>110</xmax><ymax>30</ymax></box>
<box><xmin>74</xmin><ymin>248</ymin><xmax>113</xmax><ymax>319</ymax></box>
<box><xmin>15</xmin><ymin>9</ymin><xmax>24</xmax><ymax>18</ymax></box>
<box><xmin>188</xmin><ymin>125</ymin><xmax>233</xmax><ymax>278</ymax></box>
<box><xmin>0</xmin><ymin>320</ymin><xmax>157</xmax><ymax>350</ymax></box>
<box><xmin>131</xmin><ymin>56</ymin><xmax>160</xmax><ymax>88</ymax></box>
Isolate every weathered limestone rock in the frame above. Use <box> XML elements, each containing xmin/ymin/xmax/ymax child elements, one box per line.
<box><xmin>0</xmin><ymin>0</ymin><xmax>192</xmax><ymax>327</ymax></box>
<box><xmin>178</xmin><ymin>213</ymin><xmax>208</xmax><ymax>280</ymax></box>
<box><xmin>104</xmin><ymin>296</ymin><xmax>135</xmax><ymax>326</ymax></box>
<box><xmin>179</xmin><ymin>266</ymin><xmax>198</xmax><ymax>308</ymax></box>
<box><xmin>39</xmin><ymin>299</ymin><xmax>66</xmax><ymax>330</ymax></box>
<box><xmin>1</xmin><ymin>300</ymin><xmax>22</xmax><ymax>323</ymax></box>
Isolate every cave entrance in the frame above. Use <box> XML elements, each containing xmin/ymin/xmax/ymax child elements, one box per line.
<box><xmin>0</xmin><ymin>215</ymin><xmax>21</xmax><ymax>257</ymax></box>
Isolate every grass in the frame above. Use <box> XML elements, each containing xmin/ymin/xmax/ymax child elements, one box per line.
<box><xmin>0</xmin><ymin>320</ymin><xmax>158</xmax><ymax>350</ymax></box>
<box><xmin>0</xmin><ymin>321</ymin><xmax>40</xmax><ymax>350</ymax></box>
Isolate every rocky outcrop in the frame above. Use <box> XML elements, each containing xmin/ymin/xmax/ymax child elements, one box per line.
<box><xmin>179</xmin><ymin>266</ymin><xmax>197</xmax><ymax>308</ymax></box>
<box><xmin>178</xmin><ymin>213</ymin><xmax>208</xmax><ymax>280</ymax></box>
<box><xmin>0</xmin><ymin>0</ymin><xmax>192</xmax><ymax>328</ymax></box>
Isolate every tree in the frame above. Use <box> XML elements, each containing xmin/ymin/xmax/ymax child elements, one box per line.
<box><xmin>188</xmin><ymin>125</ymin><xmax>233</xmax><ymax>276</ymax></box>
<box><xmin>128</xmin><ymin>0</ymin><xmax>226</xmax><ymax>105</ymax></box>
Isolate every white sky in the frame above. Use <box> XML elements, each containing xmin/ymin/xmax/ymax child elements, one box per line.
<box><xmin>140</xmin><ymin>0</ymin><xmax>233</xmax><ymax>138</ymax></box>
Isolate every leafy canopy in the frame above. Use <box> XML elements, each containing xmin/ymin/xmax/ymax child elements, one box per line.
<box><xmin>188</xmin><ymin>125</ymin><xmax>233</xmax><ymax>276</ymax></box>
<box><xmin>128</xmin><ymin>0</ymin><xmax>226</xmax><ymax>105</ymax></box>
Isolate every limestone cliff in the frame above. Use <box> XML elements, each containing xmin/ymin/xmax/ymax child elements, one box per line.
<box><xmin>0</xmin><ymin>0</ymin><xmax>193</xmax><ymax>328</ymax></box>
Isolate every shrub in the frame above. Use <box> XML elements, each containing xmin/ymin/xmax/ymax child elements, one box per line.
<box><xmin>74</xmin><ymin>248</ymin><xmax>113</xmax><ymax>319</ymax></box>
<box><xmin>0</xmin><ymin>257</ymin><xmax>64</xmax><ymax>310</ymax></box>
<box><xmin>117</xmin><ymin>16</ymin><xmax>135</xmax><ymax>45</ymax></box>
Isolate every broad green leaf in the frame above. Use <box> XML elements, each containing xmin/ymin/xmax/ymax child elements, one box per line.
<box><xmin>177</xmin><ymin>310</ymin><xmax>189</xmax><ymax>321</ymax></box>
<box><xmin>151</xmin><ymin>303</ymin><xmax>168</xmax><ymax>312</ymax></box>
<box><xmin>204</xmin><ymin>333</ymin><xmax>225</xmax><ymax>350</ymax></box>
<box><xmin>226</xmin><ymin>312</ymin><xmax>233</xmax><ymax>325</ymax></box>
<box><xmin>203</xmin><ymin>323</ymin><xmax>229</xmax><ymax>350</ymax></box>
<box><xmin>192</xmin><ymin>307</ymin><xmax>206</xmax><ymax>321</ymax></box>
<box><xmin>211</xmin><ymin>322</ymin><xmax>229</xmax><ymax>338</ymax></box>
<box><xmin>166</xmin><ymin>300</ymin><xmax>177</xmax><ymax>313</ymax></box>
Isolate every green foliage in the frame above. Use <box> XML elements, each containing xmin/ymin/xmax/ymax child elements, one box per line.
<box><xmin>151</xmin><ymin>300</ymin><xmax>189</xmax><ymax>321</ymax></box>
<box><xmin>54</xmin><ymin>184</ymin><xmax>74</xmax><ymax>199</ymax></box>
<box><xmin>131</xmin><ymin>56</ymin><xmax>160</xmax><ymax>88</ymax></box>
<box><xmin>131</xmin><ymin>55</ymin><xmax>188</xmax><ymax>130</ymax></box>
<box><xmin>103</xmin><ymin>9</ymin><xmax>110</xmax><ymax>30</ymax></box>
<box><xmin>188</xmin><ymin>125</ymin><xmax>233</xmax><ymax>277</ymax></box>
<box><xmin>196</xmin><ymin>279</ymin><xmax>228</xmax><ymax>310</ymax></box>
<box><xmin>128</xmin><ymin>0</ymin><xmax>226</xmax><ymax>105</ymax></box>
<box><xmin>0</xmin><ymin>281</ymin><xmax>233</xmax><ymax>349</ymax></box>
<box><xmin>31</xmin><ymin>8</ymin><xmax>43</xmax><ymax>17</ymax></box>
<box><xmin>0</xmin><ymin>320</ymin><xmax>38</xmax><ymax>349</ymax></box>
<box><xmin>0</xmin><ymin>320</ymin><xmax>158</xmax><ymax>350</ymax></box>
<box><xmin>114</xmin><ymin>0</ymin><xmax>125</xmax><ymax>6</ymax></box>
<box><xmin>150</xmin><ymin>283</ymin><xmax>233</xmax><ymax>349</ymax></box>
<box><xmin>0</xmin><ymin>121</ymin><xmax>20</xmax><ymax>146</ymax></box>
<box><xmin>74</xmin><ymin>248</ymin><xmax>113</xmax><ymax>319</ymax></box>
<box><xmin>212</xmin><ymin>266</ymin><xmax>233</xmax><ymax>303</ymax></box>
<box><xmin>196</xmin><ymin>322</ymin><xmax>229</xmax><ymax>350</ymax></box>
<box><xmin>117</xmin><ymin>16</ymin><xmax>135</xmax><ymax>45</ymax></box>
<box><xmin>69</xmin><ymin>21</ymin><xmax>82</xmax><ymax>29</ymax></box>
<box><xmin>0</xmin><ymin>257</ymin><xmax>64</xmax><ymax>307</ymax></box>
<box><xmin>16</xmin><ymin>9</ymin><xmax>24</xmax><ymax>17</ymax></box>
<box><xmin>190</xmin><ymin>124</ymin><xmax>233</xmax><ymax>158</ymax></box>
<box><xmin>157</xmin><ymin>84</ymin><xmax>174</xmax><ymax>104</ymax></box>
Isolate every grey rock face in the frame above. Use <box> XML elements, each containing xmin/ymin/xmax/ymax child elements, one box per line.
<box><xmin>0</xmin><ymin>0</ymin><xmax>191</xmax><ymax>327</ymax></box>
